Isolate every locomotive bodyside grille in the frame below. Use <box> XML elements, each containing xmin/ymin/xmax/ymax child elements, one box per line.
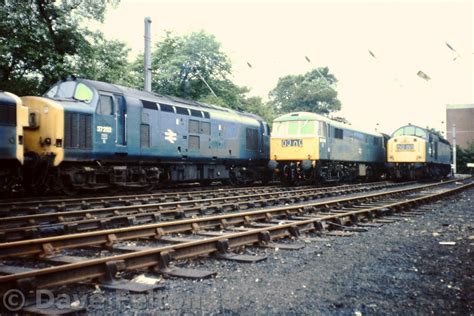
<box><xmin>64</xmin><ymin>112</ymin><xmax>92</xmax><ymax>149</ymax></box>
<box><xmin>0</xmin><ymin>104</ymin><xmax>16</xmax><ymax>126</ymax></box>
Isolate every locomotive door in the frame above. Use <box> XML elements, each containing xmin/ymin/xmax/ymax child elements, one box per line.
<box><xmin>325</xmin><ymin>123</ymin><xmax>331</xmax><ymax>160</ymax></box>
<box><xmin>95</xmin><ymin>93</ymin><xmax>117</xmax><ymax>151</ymax></box>
<box><xmin>115</xmin><ymin>95</ymin><xmax>127</xmax><ymax>147</ymax></box>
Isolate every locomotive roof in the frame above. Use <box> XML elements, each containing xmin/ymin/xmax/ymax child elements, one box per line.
<box><xmin>67</xmin><ymin>78</ymin><xmax>264</xmax><ymax>122</ymax></box>
<box><xmin>274</xmin><ymin>112</ymin><xmax>383</xmax><ymax>137</ymax></box>
<box><xmin>392</xmin><ymin>124</ymin><xmax>450</xmax><ymax>144</ymax></box>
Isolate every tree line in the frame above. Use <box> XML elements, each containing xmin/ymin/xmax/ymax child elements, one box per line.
<box><xmin>0</xmin><ymin>0</ymin><xmax>342</xmax><ymax>123</ymax></box>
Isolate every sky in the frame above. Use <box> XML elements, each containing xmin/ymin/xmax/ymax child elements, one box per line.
<box><xmin>90</xmin><ymin>0</ymin><xmax>473</xmax><ymax>135</ymax></box>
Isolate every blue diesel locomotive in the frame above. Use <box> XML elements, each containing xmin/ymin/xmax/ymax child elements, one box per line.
<box><xmin>21</xmin><ymin>78</ymin><xmax>270</xmax><ymax>194</ymax></box>
<box><xmin>0</xmin><ymin>92</ymin><xmax>29</xmax><ymax>194</ymax></box>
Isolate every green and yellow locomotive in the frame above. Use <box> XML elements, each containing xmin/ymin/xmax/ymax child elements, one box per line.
<box><xmin>386</xmin><ymin>124</ymin><xmax>451</xmax><ymax>179</ymax></box>
<box><xmin>268</xmin><ymin>112</ymin><xmax>387</xmax><ymax>184</ymax></box>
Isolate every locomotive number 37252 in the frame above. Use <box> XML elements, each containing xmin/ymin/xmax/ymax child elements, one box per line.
<box><xmin>96</xmin><ymin>126</ymin><xmax>112</xmax><ymax>133</ymax></box>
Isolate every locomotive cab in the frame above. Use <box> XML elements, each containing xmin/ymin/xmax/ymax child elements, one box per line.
<box><xmin>387</xmin><ymin>125</ymin><xmax>427</xmax><ymax>164</ymax></box>
<box><xmin>387</xmin><ymin>124</ymin><xmax>451</xmax><ymax>179</ymax></box>
<box><xmin>269</xmin><ymin>113</ymin><xmax>325</xmax><ymax>182</ymax></box>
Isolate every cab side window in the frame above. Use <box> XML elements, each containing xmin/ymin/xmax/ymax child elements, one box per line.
<box><xmin>98</xmin><ymin>95</ymin><xmax>114</xmax><ymax>115</ymax></box>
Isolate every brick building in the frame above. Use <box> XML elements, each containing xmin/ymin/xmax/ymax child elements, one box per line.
<box><xmin>446</xmin><ymin>104</ymin><xmax>474</xmax><ymax>149</ymax></box>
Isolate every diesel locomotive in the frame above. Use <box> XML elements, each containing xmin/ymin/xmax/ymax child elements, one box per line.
<box><xmin>268</xmin><ymin>112</ymin><xmax>388</xmax><ymax>184</ymax></box>
<box><xmin>386</xmin><ymin>124</ymin><xmax>451</xmax><ymax>179</ymax></box>
<box><xmin>0</xmin><ymin>92</ymin><xmax>29</xmax><ymax>195</ymax></box>
<box><xmin>12</xmin><ymin>78</ymin><xmax>270</xmax><ymax>194</ymax></box>
<box><xmin>0</xmin><ymin>77</ymin><xmax>454</xmax><ymax>196</ymax></box>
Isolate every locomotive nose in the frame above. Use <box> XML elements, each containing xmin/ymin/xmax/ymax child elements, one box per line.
<box><xmin>21</xmin><ymin>96</ymin><xmax>65</xmax><ymax>167</ymax></box>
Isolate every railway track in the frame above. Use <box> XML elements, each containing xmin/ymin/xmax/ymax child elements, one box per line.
<box><xmin>0</xmin><ymin>184</ymin><xmax>271</xmax><ymax>215</ymax></box>
<box><xmin>0</xmin><ymin>181</ymin><xmax>402</xmax><ymax>241</ymax></box>
<box><xmin>0</xmin><ymin>182</ymin><xmax>389</xmax><ymax>215</ymax></box>
<box><xmin>0</xmin><ymin>177</ymin><xmax>471</xmax><ymax>309</ymax></box>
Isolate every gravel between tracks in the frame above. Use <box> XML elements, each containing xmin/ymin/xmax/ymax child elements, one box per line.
<box><xmin>56</xmin><ymin>187</ymin><xmax>474</xmax><ymax>315</ymax></box>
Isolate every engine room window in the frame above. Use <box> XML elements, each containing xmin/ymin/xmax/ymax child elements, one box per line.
<box><xmin>97</xmin><ymin>95</ymin><xmax>114</xmax><ymax>115</ymax></box>
<box><xmin>189</xmin><ymin>119</ymin><xmax>199</xmax><ymax>134</ymax></box>
<box><xmin>159</xmin><ymin>103</ymin><xmax>174</xmax><ymax>113</ymax></box>
<box><xmin>176</xmin><ymin>107</ymin><xmax>189</xmax><ymax>115</ymax></box>
<box><xmin>190</xmin><ymin>109</ymin><xmax>203</xmax><ymax>117</ymax></box>
<box><xmin>246</xmin><ymin>128</ymin><xmax>259</xmax><ymax>151</ymax></box>
<box><xmin>74</xmin><ymin>83</ymin><xmax>93</xmax><ymax>103</ymax></box>
<box><xmin>141</xmin><ymin>100</ymin><xmax>158</xmax><ymax>110</ymax></box>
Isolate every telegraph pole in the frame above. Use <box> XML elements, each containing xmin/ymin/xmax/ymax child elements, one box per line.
<box><xmin>144</xmin><ymin>17</ymin><xmax>152</xmax><ymax>92</ymax></box>
<box><xmin>452</xmin><ymin>124</ymin><xmax>457</xmax><ymax>174</ymax></box>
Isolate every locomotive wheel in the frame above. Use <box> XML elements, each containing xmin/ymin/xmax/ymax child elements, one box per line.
<box><xmin>229</xmin><ymin>167</ymin><xmax>253</xmax><ymax>185</ymax></box>
<box><xmin>58</xmin><ymin>175</ymin><xmax>78</xmax><ymax>196</ymax></box>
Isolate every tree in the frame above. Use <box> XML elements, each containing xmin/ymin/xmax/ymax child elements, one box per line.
<box><xmin>456</xmin><ymin>143</ymin><xmax>474</xmax><ymax>174</ymax></box>
<box><xmin>268</xmin><ymin>67</ymin><xmax>341</xmax><ymax>115</ymax></box>
<box><xmin>69</xmin><ymin>32</ymin><xmax>133</xmax><ymax>86</ymax></box>
<box><xmin>132</xmin><ymin>31</ymin><xmax>237</xmax><ymax>103</ymax></box>
<box><xmin>330</xmin><ymin>116</ymin><xmax>350</xmax><ymax>125</ymax></box>
<box><xmin>0</xmin><ymin>0</ymin><xmax>124</xmax><ymax>95</ymax></box>
<box><xmin>131</xmin><ymin>30</ymin><xmax>273</xmax><ymax>121</ymax></box>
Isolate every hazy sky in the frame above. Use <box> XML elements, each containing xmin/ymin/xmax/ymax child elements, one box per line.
<box><xmin>90</xmin><ymin>0</ymin><xmax>473</xmax><ymax>135</ymax></box>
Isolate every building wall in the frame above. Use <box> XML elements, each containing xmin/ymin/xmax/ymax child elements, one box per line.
<box><xmin>446</xmin><ymin>104</ymin><xmax>474</xmax><ymax>149</ymax></box>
